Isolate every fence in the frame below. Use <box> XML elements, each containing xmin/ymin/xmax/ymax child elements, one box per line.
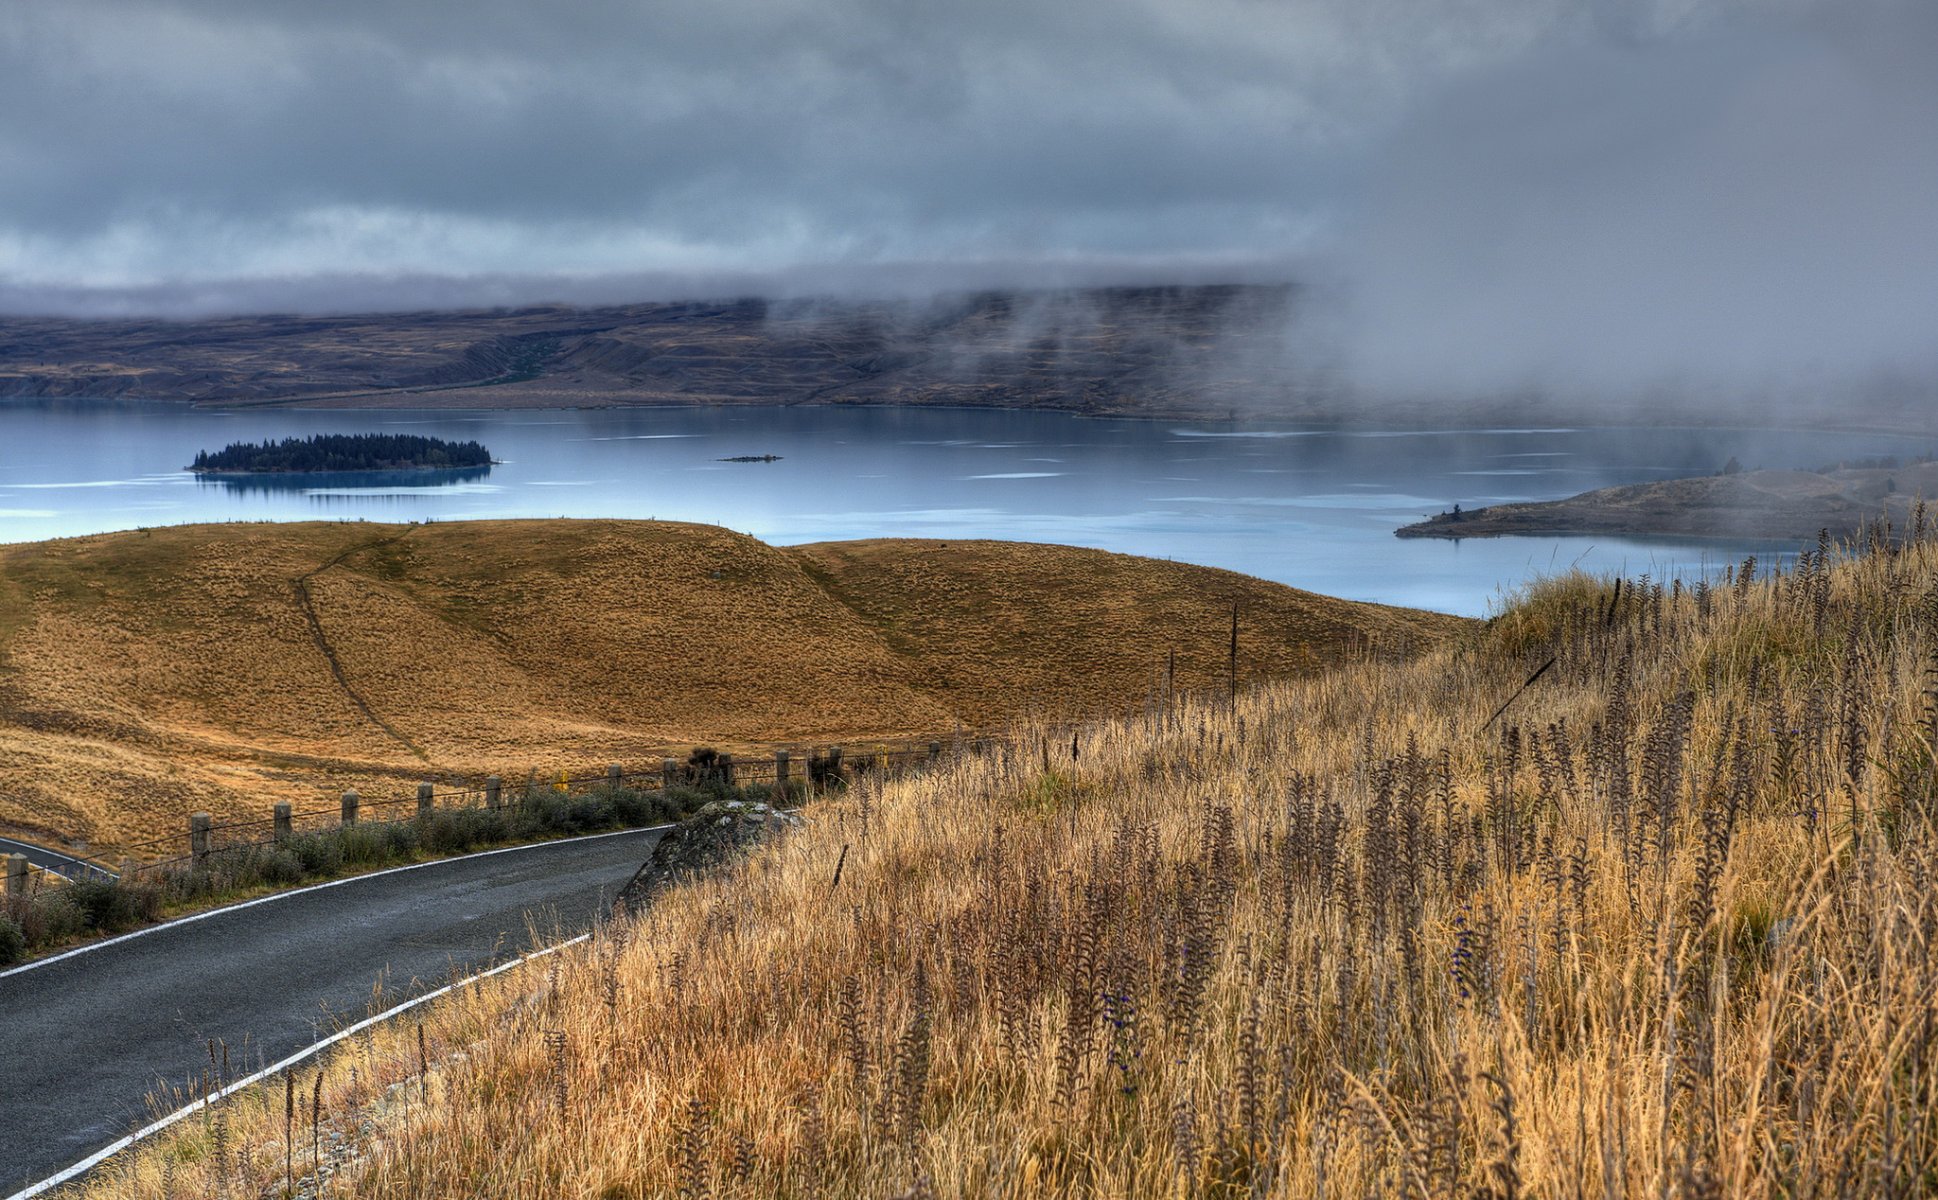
<box><xmin>63</xmin><ymin>737</ymin><xmax>985</xmax><ymax>883</ymax></box>
<box><xmin>2</xmin><ymin>854</ymin><xmax>72</xmax><ymax>899</ymax></box>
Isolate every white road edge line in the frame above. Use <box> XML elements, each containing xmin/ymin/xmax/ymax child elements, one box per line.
<box><xmin>0</xmin><ymin>823</ymin><xmax>669</xmax><ymax>982</ymax></box>
<box><xmin>4</xmin><ymin>933</ymin><xmax>593</xmax><ymax>1200</ymax></box>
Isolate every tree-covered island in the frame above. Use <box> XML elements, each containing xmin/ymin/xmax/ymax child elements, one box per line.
<box><xmin>190</xmin><ymin>433</ymin><xmax>493</xmax><ymax>473</ymax></box>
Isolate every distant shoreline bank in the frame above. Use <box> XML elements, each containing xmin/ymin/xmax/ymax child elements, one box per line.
<box><xmin>1396</xmin><ymin>462</ymin><xmax>1937</xmax><ymax>544</ymax></box>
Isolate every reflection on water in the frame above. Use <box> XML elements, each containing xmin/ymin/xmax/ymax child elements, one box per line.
<box><xmin>197</xmin><ymin>465</ymin><xmax>494</xmax><ymax>497</ymax></box>
<box><xmin>0</xmin><ymin>399</ymin><xmax>1927</xmax><ymax>615</ymax></box>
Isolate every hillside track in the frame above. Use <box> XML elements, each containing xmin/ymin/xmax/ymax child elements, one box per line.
<box><xmin>290</xmin><ymin>527</ymin><xmax>429</xmax><ymax>762</ymax></box>
<box><xmin>0</xmin><ymin>826</ymin><xmax>664</xmax><ymax>1194</ymax></box>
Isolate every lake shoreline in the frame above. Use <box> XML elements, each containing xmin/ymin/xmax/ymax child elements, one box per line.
<box><xmin>10</xmin><ymin>391</ymin><xmax>1938</xmax><ymax>442</ymax></box>
<box><xmin>1395</xmin><ymin>463</ymin><xmax>1933</xmax><ymax>544</ymax></box>
<box><xmin>2</xmin><ymin>400</ymin><xmax>1924</xmax><ymax>614</ymax></box>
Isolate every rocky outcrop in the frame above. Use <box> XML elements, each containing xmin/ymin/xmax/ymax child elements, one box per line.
<box><xmin>614</xmin><ymin>800</ymin><xmax>802</xmax><ymax>914</ymax></box>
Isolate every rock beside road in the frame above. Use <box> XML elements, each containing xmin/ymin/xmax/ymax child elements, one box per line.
<box><xmin>614</xmin><ymin>800</ymin><xmax>802</xmax><ymax>913</ymax></box>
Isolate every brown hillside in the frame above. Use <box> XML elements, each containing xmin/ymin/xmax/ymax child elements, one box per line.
<box><xmin>788</xmin><ymin>538</ymin><xmax>1449</xmax><ymax>726</ymax></box>
<box><xmin>0</xmin><ymin>521</ymin><xmax>1465</xmax><ymax>850</ymax></box>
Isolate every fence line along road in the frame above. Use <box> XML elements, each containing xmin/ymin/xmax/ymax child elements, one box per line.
<box><xmin>79</xmin><ymin>737</ymin><xmax>978</xmax><ymax>885</ymax></box>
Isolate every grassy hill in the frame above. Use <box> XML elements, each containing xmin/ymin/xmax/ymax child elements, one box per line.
<box><xmin>0</xmin><ymin>520</ymin><xmax>1460</xmax><ymax>849</ymax></box>
<box><xmin>75</xmin><ymin>529</ymin><xmax>1938</xmax><ymax>1198</ymax></box>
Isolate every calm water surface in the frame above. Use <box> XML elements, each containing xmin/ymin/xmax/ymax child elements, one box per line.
<box><xmin>0</xmin><ymin>401</ymin><xmax>1921</xmax><ymax>616</ymax></box>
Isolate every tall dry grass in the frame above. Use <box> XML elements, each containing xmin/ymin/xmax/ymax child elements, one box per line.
<box><xmin>76</xmin><ymin>526</ymin><xmax>1938</xmax><ymax>1198</ymax></box>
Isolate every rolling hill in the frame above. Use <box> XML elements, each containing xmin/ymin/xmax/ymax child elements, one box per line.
<box><xmin>0</xmin><ymin>520</ymin><xmax>1464</xmax><ymax>850</ymax></box>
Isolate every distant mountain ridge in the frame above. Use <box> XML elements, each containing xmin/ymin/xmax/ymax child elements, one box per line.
<box><xmin>0</xmin><ymin>285</ymin><xmax>1310</xmax><ymax>420</ymax></box>
<box><xmin>9</xmin><ymin>284</ymin><xmax>1931</xmax><ymax>432</ymax></box>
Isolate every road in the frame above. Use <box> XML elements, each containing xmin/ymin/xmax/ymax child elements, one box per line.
<box><xmin>0</xmin><ymin>827</ymin><xmax>663</xmax><ymax>1195</ymax></box>
<box><xmin>0</xmin><ymin>836</ymin><xmax>115</xmax><ymax>883</ymax></box>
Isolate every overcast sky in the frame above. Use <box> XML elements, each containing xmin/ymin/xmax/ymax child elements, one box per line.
<box><xmin>1</xmin><ymin>0</ymin><xmax>1932</xmax><ymax>399</ymax></box>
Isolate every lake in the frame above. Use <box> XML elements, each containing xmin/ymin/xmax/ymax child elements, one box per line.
<box><xmin>0</xmin><ymin>400</ymin><xmax>1921</xmax><ymax>616</ymax></box>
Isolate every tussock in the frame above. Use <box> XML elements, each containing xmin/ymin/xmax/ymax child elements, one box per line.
<box><xmin>68</xmin><ymin>529</ymin><xmax>1938</xmax><ymax>1196</ymax></box>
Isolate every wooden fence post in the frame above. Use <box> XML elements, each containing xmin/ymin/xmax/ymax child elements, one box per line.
<box><xmin>341</xmin><ymin>790</ymin><xmax>360</xmax><ymax>826</ymax></box>
<box><xmin>417</xmin><ymin>782</ymin><xmax>435</xmax><ymax>817</ymax></box>
<box><xmin>662</xmin><ymin>758</ymin><xmax>678</xmax><ymax>791</ymax></box>
<box><xmin>607</xmin><ymin>764</ymin><xmax>623</xmax><ymax>788</ymax></box>
<box><xmin>4</xmin><ymin>853</ymin><xmax>25</xmax><ymax>897</ymax></box>
<box><xmin>485</xmin><ymin>776</ymin><xmax>503</xmax><ymax>810</ymax></box>
<box><xmin>190</xmin><ymin>812</ymin><xmax>212</xmax><ymax>864</ymax></box>
<box><xmin>829</xmin><ymin>746</ymin><xmax>843</xmax><ymax>781</ymax></box>
<box><xmin>929</xmin><ymin>741</ymin><xmax>942</xmax><ymax>761</ymax></box>
<box><xmin>273</xmin><ymin>802</ymin><xmax>292</xmax><ymax>839</ymax></box>
<box><xmin>774</xmin><ymin>750</ymin><xmax>790</xmax><ymax>789</ymax></box>
<box><xmin>718</xmin><ymin>753</ymin><xmax>735</xmax><ymax>786</ymax></box>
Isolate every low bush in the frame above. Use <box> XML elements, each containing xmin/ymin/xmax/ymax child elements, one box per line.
<box><xmin>419</xmin><ymin>808</ymin><xmax>511</xmax><ymax>856</ymax></box>
<box><xmin>287</xmin><ymin>831</ymin><xmax>345</xmax><ymax>877</ymax></box>
<box><xmin>0</xmin><ymin>912</ymin><xmax>24</xmax><ymax>965</ymax></box>
<box><xmin>256</xmin><ymin>847</ymin><xmax>306</xmax><ymax>886</ymax></box>
<box><xmin>9</xmin><ymin>891</ymin><xmax>85</xmax><ymax>946</ymax></box>
<box><xmin>65</xmin><ymin>877</ymin><xmax>154</xmax><ymax>933</ymax></box>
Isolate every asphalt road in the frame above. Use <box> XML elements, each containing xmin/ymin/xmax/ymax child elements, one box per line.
<box><xmin>0</xmin><ymin>827</ymin><xmax>663</xmax><ymax>1195</ymax></box>
<box><xmin>0</xmin><ymin>837</ymin><xmax>114</xmax><ymax>883</ymax></box>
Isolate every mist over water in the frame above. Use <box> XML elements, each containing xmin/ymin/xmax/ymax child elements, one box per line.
<box><xmin>0</xmin><ymin>401</ymin><xmax>1922</xmax><ymax>615</ymax></box>
<box><xmin>3</xmin><ymin>0</ymin><xmax>1930</xmax><ymax>435</ymax></box>
<box><xmin>1332</xmin><ymin>0</ymin><xmax>1938</xmax><ymax>413</ymax></box>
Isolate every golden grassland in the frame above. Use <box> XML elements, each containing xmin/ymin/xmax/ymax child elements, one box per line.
<box><xmin>0</xmin><ymin>520</ymin><xmax>1459</xmax><ymax>850</ymax></box>
<box><xmin>74</xmin><ymin>534</ymin><xmax>1938</xmax><ymax>1197</ymax></box>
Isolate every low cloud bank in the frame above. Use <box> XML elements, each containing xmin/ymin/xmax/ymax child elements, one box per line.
<box><xmin>1</xmin><ymin>0</ymin><xmax>1930</xmax><ymax>418</ymax></box>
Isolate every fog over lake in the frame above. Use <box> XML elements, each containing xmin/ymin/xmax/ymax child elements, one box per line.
<box><xmin>0</xmin><ymin>401</ymin><xmax>1920</xmax><ymax>616</ymax></box>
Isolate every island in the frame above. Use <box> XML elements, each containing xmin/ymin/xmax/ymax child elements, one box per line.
<box><xmin>1396</xmin><ymin>458</ymin><xmax>1938</xmax><ymax>542</ymax></box>
<box><xmin>718</xmin><ymin>454</ymin><xmax>782</xmax><ymax>463</ymax></box>
<box><xmin>190</xmin><ymin>433</ymin><xmax>493</xmax><ymax>474</ymax></box>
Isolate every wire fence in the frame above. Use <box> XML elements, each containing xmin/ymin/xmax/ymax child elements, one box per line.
<box><xmin>62</xmin><ymin>736</ymin><xmax>993</xmax><ymax>883</ymax></box>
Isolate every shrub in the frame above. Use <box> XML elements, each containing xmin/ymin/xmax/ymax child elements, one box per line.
<box><xmin>256</xmin><ymin>848</ymin><xmax>306</xmax><ymax>886</ymax></box>
<box><xmin>66</xmin><ymin>877</ymin><xmax>151</xmax><ymax>933</ymax></box>
<box><xmin>117</xmin><ymin>879</ymin><xmax>164</xmax><ymax>925</ymax></box>
<box><xmin>606</xmin><ymin>787</ymin><xmax>672</xmax><ymax>825</ymax></box>
<box><xmin>419</xmin><ymin>808</ymin><xmax>513</xmax><ymax>855</ymax></box>
<box><xmin>286</xmin><ymin>832</ymin><xmax>344</xmax><ymax>876</ymax></box>
<box><xmin>0</xmin><ymin>912</ymin><xmax>23</xmax><ymax>965</ymax></box>
<box><xmin>13</xmin><ymin>892</ymin><xmax>85</xmax><ymax>946</ymax></box>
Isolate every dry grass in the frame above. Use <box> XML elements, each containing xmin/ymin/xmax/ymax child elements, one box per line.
<box><xmin>71</xmin><ymin>529</ymin><xmax>1938</xmax><ymax>1198</ymax></box>
<box><xmin>0</xmin><ymin>520</ymin><xmax>1457</xmax><ymax>851</ymax></box>
<box><xmin>791</xmin><ymin>538</ymin><xmax>1439</xmax><ymax>728</ymax></box>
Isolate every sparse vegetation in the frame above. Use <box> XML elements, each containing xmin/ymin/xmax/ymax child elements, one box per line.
<box><xmin>189</xmin><ymin>433</ymin><xmax>491</xmax><ymax>474</ymax></box>
<box><xmin>67</xmin><ymin>522</ymin><xmax>1938</xmax><ymax>1196</ymax></box>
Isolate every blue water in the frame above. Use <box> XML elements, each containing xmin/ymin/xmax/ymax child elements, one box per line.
<box><xmin>0</xmin><ymin>400</ymin><xmax>1920</xmax><ymax>615</ymax></box>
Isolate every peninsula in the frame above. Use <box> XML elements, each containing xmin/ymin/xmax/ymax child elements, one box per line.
<box><xmin>1395</xmin><ymin>458</ymin><xmax>1934</xmax><ymax>542</ymax></box>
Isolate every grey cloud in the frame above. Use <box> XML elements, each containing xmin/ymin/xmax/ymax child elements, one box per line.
<box><xmin>0</xmin><ymin>0</ymin><xmax>1930</xmax><ymax>417</ymax></box>
<box><xmin>0</xmin><ymin>0</ymin><xmax>1564</xmax><ymax>284</ymax></box>
<box><xmin>1334</xmin><ymin>0</ymin><xmax>1938</xmax><ymax>403</ymax></box>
